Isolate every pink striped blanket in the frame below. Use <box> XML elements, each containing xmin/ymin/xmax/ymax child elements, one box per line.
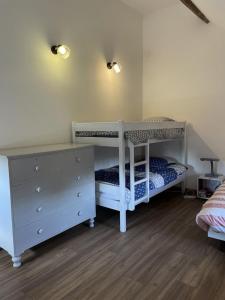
<box><xmin>196</xmin><ymin>182</ymin><xmax>225</xmax><ymax>233</ymax></box>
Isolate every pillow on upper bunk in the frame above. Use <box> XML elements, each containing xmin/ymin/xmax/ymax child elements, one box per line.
<box><xmin>150</xmin><ymin>157</ymin><xmax>168</xmax><ymax>170</ymax></box>
<box><xmin>143</xmin><ymin>117</ymin><xmax>175</xmax><ymax>122</ymax></box>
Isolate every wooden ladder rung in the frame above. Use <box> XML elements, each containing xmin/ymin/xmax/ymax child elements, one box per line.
<box><xmin>133</xmin><ymin>143</ymin><xmax>148</xmax><ymax>148</ymax></box>
<box><xmin>134</xmin><ymin>160</ymin><xmax>147</xmax><ymax>167</ymax></box>
<box><xmin>134</xmin><ymin>178</ymin><xmax>148</xmax><ymax>186</ymax></box>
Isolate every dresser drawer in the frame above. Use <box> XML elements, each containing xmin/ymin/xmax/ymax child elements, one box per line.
<box><xmin>10</xmin><ymin>153</ymin><xmax>62</xmax><ymax>186</ymax></box>
<box><xmin>60</xmin><ymin>166</ymin><xmax>94</xmax><ymax>190</ymax></box>
<box><xmin>14</xmin><ymin>200</ymin><xmax>96</xmax><ymax>254</ymax></box>
<box><xmin>12</xmin><ymin>180</ymin><xmax>95</xmax><ymax>228</ymax></box>
<box><xmin>60</xmin><ymin>147</ymin><xmax>94</xmax><ymax>179</ymax></box>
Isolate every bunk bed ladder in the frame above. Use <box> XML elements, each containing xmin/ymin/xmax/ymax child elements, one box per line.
<box><xmin>128</xmin><ymin>142</ymin><xmax>150</xmax><ymax>211</ymax></box>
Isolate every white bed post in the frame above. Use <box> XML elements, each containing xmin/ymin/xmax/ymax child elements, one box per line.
<box><xmin>118</xmin><ymin>121</ymin><xmax>127</xmax><ymax>233</ymax></box>
<box><xmin>129</xmin><ymin>141</ymin><xmax>135</xmax><ymax>211</ymax></box>
<box><xmin>145</xmin><ymin>141</ymin><xmax>150</xmax><ymax>203</ymax></box>
<box><xmin>182</xmin><ymin>122</ymin><xmax>188</xmax><ymax>194</ymax></box>
<box><xmin>72</xmin><ymin>121</ymin><xmax>76</xmax><ymax>144</ymax></box>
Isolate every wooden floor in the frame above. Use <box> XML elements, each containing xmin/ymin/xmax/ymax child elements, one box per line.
<box><xmin>1</xmin><ymin>193</ymin><xmax>225</xmax><ymax>300</ymax></box>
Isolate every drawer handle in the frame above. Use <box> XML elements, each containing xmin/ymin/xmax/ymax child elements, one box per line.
<box><xmin>35</xmin><ymin>187</ymin><xmax>42</xmax><ymax>193</ymax></box>
<box><xmin>36</xmin><ymin>207</ymin><xmax>43</xmax><ymax>213</ymax></box>
<box><xmin>34</xmin><ymin>166</ymin><xmax>40</xmax><ymax>172</ymax></box>
<box><xmin>78</xmin><ymin>211</ymin><xmax>82</xmax><ymax>216</ymax></box>
<box><xmin>75</xmin><ymin>157</ymin><xmax>81</xmax><ymax>163</ymax></box>
<box><xmin>37</xmin><ymin>228</ymin><xmax>44</xmax><ymax>235</ymax></box>
<box><xmin>77</xmin><ymin>192</ymin><xmax>81</xmax><ymax>198</ymax></box>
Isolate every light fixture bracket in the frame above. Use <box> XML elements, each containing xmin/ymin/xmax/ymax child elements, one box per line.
<box><xmin>107</xmin><ymin>62</ymin><xmax>116</xmax><ymax>70</ymax></box>
<box><xmin>107</xmin><ymin>61</ymin><xmax>121</xmax><ymax>74</ymax></box>
<box><xmin>51</xmin><ymin>45</ymin><xmax>61</xmax><ymax>55</ymax></box>
<box><xmin>51</xmin><ymin>44</ymin><xmax>71</xmax><ymax>59</ymax></box>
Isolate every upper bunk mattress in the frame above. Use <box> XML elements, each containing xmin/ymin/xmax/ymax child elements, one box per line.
<box><xmin>95</xmin><ymin>157</ymin><xmax>187</xmax><ymax>201</ymax></box>
<box><xmin>196</xmin><ymin>182</ymin><xmax>225</xmax><ymax>233</ymax></box>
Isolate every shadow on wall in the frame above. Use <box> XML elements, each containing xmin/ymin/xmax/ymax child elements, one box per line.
<box><xmin>95</xmin><ymin>146</ymin><xmax>132</xmax><ymax>171</ymax></box>
<box><xmin>187</xmin><ymin>124</ymin><xmax>225</xmax><ymax>189</ymax></box>
<box><xmin>95</xmin><ymin>147</ymin><xmax>119</xmax><ymax>171</ymax></box>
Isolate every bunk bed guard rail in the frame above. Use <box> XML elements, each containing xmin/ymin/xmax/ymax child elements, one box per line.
<box><xmin>72</xmin><ymin>121</ymin><xmax>185</xmax><ymax>145</ymax></box>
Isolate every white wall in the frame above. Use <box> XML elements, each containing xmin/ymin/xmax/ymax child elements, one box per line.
<box><xmin>0</xmin><ymin>0</ymin><xmax>142</xmax><ymax>148</ymax></box>
<box><xmin>143</xmin><ymin>3</ymin><xmax>225</xmax><ymax>188</ymax></box>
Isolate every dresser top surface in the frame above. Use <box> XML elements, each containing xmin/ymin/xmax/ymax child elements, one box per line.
<box><xmin>0</xmin><ymin>143</ymin><xmax>92</xmax><ymax>158</ymax></box>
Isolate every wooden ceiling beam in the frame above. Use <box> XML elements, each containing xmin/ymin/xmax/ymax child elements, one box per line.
<box><xmin>180</xmin><ymin>0</ymin><xmax>210</xmax><ymax>24</ymax></box>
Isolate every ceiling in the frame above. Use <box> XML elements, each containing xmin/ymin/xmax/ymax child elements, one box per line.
<box><xmin>122</xmin><ymin>0</ymin><xmax>224</xmax><ymax>22</ymax></box>
<box><xmin>121</xmin><ymin>0</ymin><xmax>177</xmax><ymax>15</ymax></box>
<box><xmin>121</xmin><ymin>0</ymin><xmax>225</xmax><ymax>28</ymax></box>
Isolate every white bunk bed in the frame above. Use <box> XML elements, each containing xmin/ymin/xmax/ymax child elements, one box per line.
<box><xmin>72</xmin><ymin>120</ymin><xmax>187</xmax><ymax>232</ymax></box>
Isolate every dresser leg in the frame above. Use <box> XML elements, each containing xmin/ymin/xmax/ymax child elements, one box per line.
<box><xmin>89</xmin><ymin>218</ymin><xmax>95</xmax><ymax>228</ymax></box>
<box><xmin>12</xmin><ymin>256</ymin><xmax>22</xmax><ymax>268</ymax></box>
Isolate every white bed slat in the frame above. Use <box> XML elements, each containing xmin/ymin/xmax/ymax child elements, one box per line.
<box><xmin>134</xmin><ymin>178</ymin><xmax>148</xmax><ymax>186</ymax></box>
<box><xmin>75</xmin><ymin>137</ymin><xmax>119</xmax><ymax>147</ymax></box>
<box><xmin>96</xmin><ymin>195</ymin><xmax>121</xmax><ymax>211</ymax></box>
<box><xmin>134</xmin><ymin>160</ymin><xmax>147</xmax><ymax>167</ymax></box>
<box><xmin>135</xmin><ymin>195</ymin><xmax>149</xmax><ymax>206</ymax></box>
<box><xmin>73</xmin><ymin>121</ymin><xmax>121</xmax><ymax>131</ymax></box>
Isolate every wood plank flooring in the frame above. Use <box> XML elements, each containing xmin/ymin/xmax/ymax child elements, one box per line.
<box><xmin>1</xmin><ymin>192</ymin><xmax>225</xmax><ymax>300</ymax></box>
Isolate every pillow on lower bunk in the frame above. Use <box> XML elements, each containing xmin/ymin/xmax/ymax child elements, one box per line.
<box><xmin>124</xmin><ymin>157</ymin><xmax>168</xmax><ymax>172</ymax></box>
<box><xmin>167</xmin><ymin>164</ymin><xmax>187</xmax><ymax>175</ymax></box>
<box><xmin>125</xmin><ymin>157</ymin><xmax>177</xmax><ymax>172</ymax></box>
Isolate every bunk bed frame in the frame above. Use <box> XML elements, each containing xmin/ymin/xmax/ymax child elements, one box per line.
<box><xmin>72</xmin><ymin>121</ymin><xmax>187</xmax><ymax>232</ymax></box>
<box><xmin>208</xmin><ymin>228</ymin><xmax>225</xmax><ymax>241</ymax></box>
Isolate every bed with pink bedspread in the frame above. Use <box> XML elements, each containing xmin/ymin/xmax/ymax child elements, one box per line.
<box><xmin>196</xmin><ymin>182</ymin><xmax>225</xmax><ymax>235</ymax></box>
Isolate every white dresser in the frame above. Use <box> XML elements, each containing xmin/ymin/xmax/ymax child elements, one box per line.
<box><xmin>0</xmin><ymin>144</ymin><xmax>95</xmax><ymax>268</ymax></box>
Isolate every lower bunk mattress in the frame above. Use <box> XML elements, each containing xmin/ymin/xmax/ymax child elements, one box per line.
<box><xmin>95</xmin><ymin>157</ymin><xmax>187</xmax><ymax>203</ymax></box>
<box><xmin>196</xmin><ymin>182</ymin><xmax>225</xmax><ymax>234</ymax></box>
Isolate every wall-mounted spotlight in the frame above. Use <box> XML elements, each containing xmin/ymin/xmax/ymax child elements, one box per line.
<box><xmin>107</xmin><ymin>62</ymin><xmax>121</xmax><ymax>74</ymax></box>
<box><xmin>51</xmin><ymin>45</ymin><xmax>70</xmax><ymax>59</ymax></box>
